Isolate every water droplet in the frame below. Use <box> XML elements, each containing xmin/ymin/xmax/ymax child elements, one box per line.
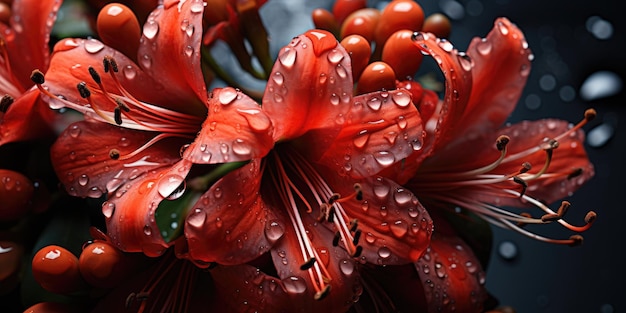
<box><xmin>373</xmin><ymin>183</ymin><xmax>390</xmax><ymax>200</ymax></box>
<box><xmin>353</xmin><ymin>130</ymin><xmax>370</xmax><ymax>149</ymax></box>
<box><xmin>520</xmin><ymin>64</ymin><xmax>530</xmax><ymax>77</ymax></box>
<box><xmin>219</xmin><ymin>88</ymin><xmax>238</xmax><ymax>105</ymax></box>
<box><xmin>587</xmin><ymin>123</ymin><xmax>614</xmax><ymax>147</ymax></box>
<box><xmin>377</xmin><ymin>246</ymin><xmax>391</xmax><ymax>259</ymax></box>
<box><xmin>330</xmin><ymin>93</ymin><xmax>340</xmax><ymax>105</ymax></box>
<box><xmin>143</xmin><ymin>225</ymin><xmax>152</xmax><ymax>235</ymax></box>
<box><xmin>84</xmin><ymin>39</ymin><xmax>104</xmax><ymax>53</ymax></box>
<box><xmin>282</xmin><ymin>276</ymin><xmax>307</xmax><ymax>294</ymax></box>
<box><xmin>339</xmin><ymin>259</ymin><xmax>355</xmax><ymax>275</ymax></box>
<box><xmin>458</xmin><ymin>53</ymin><xmax>473</xmax><ymax>71</ymax></box>
<box><xmin>366</xmin><ymin>96</ymin><xmax>382</xmax><ymax>111</ymax></box>
<box><xmin>373</xmin><ymin>151</ymin><xmax>395</xmax><ymax>166</ymax></box>
<box><xmin>272</xmin><ymin>72</ymin><xmax>284</xmax><ymax>85</ymax></box>
<box><xmin>390</xmin><ymin>219</ymin><xmax>408</xmax><ymax>238</ymax></box>
<box><xmin>279</xmin><ymin>48</ymin><xmax>297</xmax><ymax>68</ymax></box>
<box><xmin>319</xmin><ymin>73</ymin><xmax>327</xmax><ymax>84</ymax></box>
<box><xmin>391</xmin><ymin>91</ymin><xmax>411</xmax><ymax>107</ymax></box>
<box><xmin>157</xmin><ymin>174</ymin><xmax>186</xmax><ymax>199</ymax></box>
<box><xmin>184</xmin><ymin>45</ymin><xmax>194</xmax><ymax>57</ymax></box>
<box><xmin>187</xmin><ymin>209</ymin><xmax>206</xmax><ymax>228</ymax></box>
<box><xmin>264</xmin><ymin>220</ymin><xmax>284</xmax><ymax>242</ymax></box>
<box><xmin>476</xmin><ymin>39</ymin><xmax>492</xmax><ymax>55</ymax></box>
<box><xmin>438</xmin><ymin>39</ymin><xmax>454</xmax><ymax>52</ymax></box>
<box><xmin>232</xmin><ymin>139</ymin><xmax>251</xmax><ymax>156</ymax></box>
<box><xmin>190</xmin><ymin>1</ymin><xmax>205</xmax><ymax>13</ymax></box>
<box><xmin>497</xmin><ymin>21</ymin><xmax>509</xmax><ymax>35</ymax></box>
<box><xmin>78</xmin><ymin>174</ymin><xmax>89</xmax><ymax>186</ymax></box>
<box><xmin>102</xmin><ymin>201</ymin><xmax>115</xmax><ymax>218</ymax></box>
<box><xmin>143</xmin><ymin>20</ymin><xmax>159</xmax><ymax>39</ymax></box>
<box><xmin>336</xmin><ymin>64</ymin><xmax>348</xmax><ymax>78</ymax></box>
<box><xmin>185</xmin><ymin>25</ymin><xmax>194</xmax><ymax>37</ymax></box>
<box><xmin>141</xmin><ymin>54</ymin><xmax>152</xmax><ymax>69</ymax></box>
<box><xmin>327</xmin><ymin>49</ymin><xmax>344</xmax><ymax>64</ymax></box>
<box><xmin>396</xmin><ymin>115</ymin><xmax>408</xmax><ymax>129</ymax></box>
<box><xmin>123</xmin><ymin>65</ymin><xmax>136</xmax><ymax>80</ymax></box>
<box><xmin>498</xmin><ymin>240</ymin><xmax>518</xmax><ymax>260</ymax></box>
<box><xmin>69</xmin><ymin>124</ymin><xmax>81</xmax><ymax>138</ymax></box>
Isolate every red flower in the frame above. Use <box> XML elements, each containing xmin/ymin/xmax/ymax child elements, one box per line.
<box><xmin>40</xmin><ymin>0</ymin><xmax>273</xmax><ymax>256</ymax></box>
<box><xmin>0</xmin><ymin>0</ymin><xmax>62</xmax><ymax>145</ymax></box>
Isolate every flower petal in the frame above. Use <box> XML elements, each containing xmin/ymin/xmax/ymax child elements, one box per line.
<box><xmin>44</xmin><ymin>38</ymin><xmax>205</xmax><ymax>116</ymax></box>
<box><xmin>324</xmin><ymin>171</ymin><xmax>433</xmax><ymax>265</ymax></box>
<box><xmin>104</xmin><ymin>159</ymin><xmax>192</xmax><ymax>256</ymax></box>
<box><xmin>263</xmin><ymin>30</ymin><xmax>353</xmax><ymax>142</ymax></box>
<box><xmin>416</xmin><ymin>230</ymin><xmax>488</xmax><ymax>312</ymax></box>
<box><xmin>412</xmin><ymin>32</ymin><xmax>471</xmax><ymax>154</ymax></box>
<box><xmin>185</xmin><ymin>160</ymin><xmax>281</xmax><ymax>265</ymax></box>
<box><xmin>317</xmin><ymin>89</ymin><xmax>425</xmax><ymax>179</ymax></box>
<box><xmin>2</xmin><ymin>0</ymin><xmax>62</xmax><ymax>90</ymax></box>
<box><xmin>269</xmin><ymin>211</ymin><xmax>360</xmax><ymax>312</ymax></box>
<box><xmin>51</xmin><ymin>120</ymin><xmax>183</xmax><ymax>198</ymax></box>
<box><xmin>0</xmin><ymin>89</ymin><xmax>56</xmax><ymax>145</ymax></box>
<box><xmin>183</xmin><ymin>88</ymin><xmax>274</xmax><ymax>164</ymax></box>
<box><xmin>138</xmin><ymin>0</ymin><xmax>208</xmax><ymax>112</ymax></box>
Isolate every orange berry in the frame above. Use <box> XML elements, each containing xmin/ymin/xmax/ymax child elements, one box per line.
<box><xmin>357</xmin><ymin>61</ymin><xmax>396</xmax><ymax>94</ymax></box>
<box><xmin>340</xmin><ymin>8</ymin><xmax>381</xmax><ymax>42</ymax></box>
<box><xmin>312</xmin><ymin>8</ymin><xmax>340</xmax><ymax>36</ymax></box>
<box><xmin>0</xmin><ymin>169</ymin><xmax>34</xmax><ymax>222</ymax></box>
<box><xmin>332</xmin><ymin>0</ymin><xmax>367</xmax><ymax>24</ymax></box>
<box><xmin>97</xmin><ymin>3</ymin><xmax>141</xmax><ymax>60</ymax></box>
<box><xmin>423</xmin><ymin>13</ymin><xmax>452</xmax><ymax>38</ymax></box>
<box><xmin>375</xmin><ymin>0</ymin><xmax>424</xmax><ymax>46</ymax></box>
<box><xmin>382</xmin><ymin>29</ymin><xmax>424</xmax><ymax>80</ymax></box>
<box><xmin>32</xmin><ymin>245</ymin><xmax>85</xmax><ymax>294</ymax></box>
<box><xmin>340</xmin><ymin>34</ymin><xmax>371</xmax><ymax>80</ymax></box>
<box><xmin>79</xmin><ymin>241</ymin><xmax>132</xmax><ymax>288</ymax></box>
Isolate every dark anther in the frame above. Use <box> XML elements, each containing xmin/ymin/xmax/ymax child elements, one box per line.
<box><xmin>328</xmin><ymin>193</ymin><xmax>340</xmax><ymax>204</ymax></box>
<box><xmin>496</xmin><ymin>135</ymin><xmax>510</xmax><ymax>151</ymax></box>
<box><xmin>109</xmin><ymin>57</ymin><xmax>119</xmax><ymax>72</ymax></box>
<box><xmin>352</xmin><ymin>229</ymin><xmax>361</xmax><ymax>245</ymax></box>
<box><xmin>327</xmin><ymin>207</ymin><xmax>335</xmax><ymax>223</ymax></box>
<box><xmin>116</xmin><ymin>98</ymin><xmax>130</xmax><ymax>112</ymax></box>
<box><xmin>541</xmin><ymin>213</ymin><xmax>561</xmax><ymax>222</ymax></box>
<box><xmin>314</xmin><ymin>285</ymin><xmax>331</xmax><ymax>301</ymax></box>
<box><xmin>30</xmin><ymin>69</ymin><xmax>45</xmax><ymax>84</ymax></box>
<box><xmin>516</xmin><ymin>212</ymin><xmax>532</xmax><ymax>227</ymax></box>
<box><xmin>585</xmin><ymin>211</ymin><xmax>597</xmax><ymax>224</ymax></box>
<box><xmin>512</xmin><ymin>176</ymin><xmax>527</xmax><ymax>197</ymax></box>
<box><xmin>88</xmin><ymin>66</ymin><xmax>101</xmax><ymax>84</ymax></box>
<box><xmin>109</xmin><ymin>149</ymin><xmax>121</xmax><ymax>160</ymax></box>
<box><xmin>0</xmin><ymin>94</ymin><xmax>14</xmax><ymax>113</ymax></box>
<box><xmin>569</xmin><ymin>234</ymin><xmax>584</xmax><ymax>247</ymax></box>
<box><xmin>77</xmin><ymin>82</ymin><xmax>91</xmax><ymax>98</ymax></box>
<box><xmin>349</xmin><ymin>219</ymin><xmax>358</xmax><ymax>232</ymax></box>
<box><xmin>299</xmin><ymin>257</ymin><xmax>317</xmax><ymax>270</ymax></box>
<box><xmin>114</xmin><ymin>107</ymin><xmax>123</xmax><ymax>125</ymax></box>
<box><xmin>567</xmin><ymin>168</ymin><xmax>583</xmax><ymax>180</ymax></box>
<box><xmin>520</xmin><ymin>162</ymin><xmax>532</xmax><ymax>173</ymax></box>
<box><xmin>584</xmin><ymin>108</ymin><xmax>597</xmax><ymax>121</ymax></box>
<box><xmin>351</xmin><ymin>245</ymin><xmax>363</xmax><ymax>258</ymax></box>
<box><xmin>557</xmin><ymin>201</ymin><xmax>570</xmax><ymax>217</ymax></box>
<box><xmin>103</xmin><ymin>57</ymin><xmax>110</xmax><ymax>73</ymax></box>
<box><xmin>354</xmin><ymin>183</ymin><xmax>363</xmax><ymax>201</ymax></box>
<box><xmin>540</xmin><ymin>138</ymin><xmax>559</xmax><ymax>151</ymax></box>
<box><xmin>332</xmin><ymin>231</ymin><xmax>340</xmax><ymax>246</ymax></box>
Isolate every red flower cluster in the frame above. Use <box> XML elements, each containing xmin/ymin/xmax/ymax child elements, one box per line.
<box><xmin>0</xmin><ymin>0</ymin><xmax>597</xmax><ymax>312</ymax></box>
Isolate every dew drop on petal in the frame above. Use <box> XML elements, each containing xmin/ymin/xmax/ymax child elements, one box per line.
<box><xmin>373</xmin><ymin>151</ymin><xmax>395</xmax><ymax>166</ymax></box>
<box><xmin>366</xmin><ymin>96</ymin><xmax>382</xmax><ymax>111</ymax></box>
<box><xmin>157</xmin><ymin>174</ymin><xmax>186</xmax><ymax>199</ymax></box>
<box><xmin>78</xmin><ymin>174</ymin><xmax>89</xmax><ymax>186</ymax></box>
<box><xmin>232</xmin><ymin>139</ymin><xmax>252</xmax><ymax>156</ymax></box>
<box><xmin>327</xmin><ymin>49</ymin><xmax>344</xmax><ymax>64</ymax></box>
<box><xmin>102</xmin><ymin>201</ymin><xmax>115</xmax><ymax>218</ymax></box>
<box><xmin>279</xmin><ymin>48</ymin><xmax>297</xmax><ymax>68</ymax></box>
<box><xmin>237</xmin><ymin>108</ymin><xmax>271</xmax><ymax>132</ymax></box>
<box><xmin>219</xmin><ymin>88</ymin><xmax>238</xmax><ymax>105</ymax></box>
<box><xmin>353</xmin><ymin>131</ymin><xmax>370</xmax><ymax>149</ymax></box>
<box><xmin>391</xmin><ymin>91</ymin><xmax>411</xmax><ymax>107</ymax></box>
<box><xmin>390</xmin><ymin>219</ymin><xmax>408</xmax><ymax>238</ymax></box>
<box><xmin>143</xmin><ymin>225</ymin><xmax>152</xmax><ymax>236</ymax></box>
<box><xmin>282</xmin><ymin>276</ymin><xmax>307</xmax><ymax>294</ymax></box>
<box><xmin>190</xmin><ymin>1</ymin><xmax>205</xmax><ymax>13</ymax></box>
<box><xmin>476</xmin><ymin>38</ymin><xmax>492</xmax><ymax>55</ymax></box>
<box><xmin>339</xmin><ymin>259</ymin><xmax>355</xmax><ymax>276</ymax></box>
<box><xmin>84</xmin><ymin>39</ymin><xmax>104</xmax><ymax>53</ymax></box>
<box><xmin>264</xmin><ymin>220</ymin><xmax>284</xmax><ymax>242</ymax></box>
<box><xmin>377</xmin><ymin>246</ymin><xmax>391</xmax><ymax>259</ymax></box>
<box><xmin>272</xmin><ymin>72</ymin><xmax>284</xmax><ymax>85</ymax></box>
<box><xmin>184</xmin><ymin>45</ymin><xmax>194</xmax><ymax>57</ymax></box>
<box><xmin>123</xmin><ymin>65</ymin><xmax>136</xmax><ymax>80</ymax></box>
<box><xmin>143</xmin><ymin>20</ymin><xmax>159</xmax><ymax>39</ymax></box>
<box><xmin>187</xmin><ymin>208</ymin><xmax>206</xmax><ymax>228</ymax></box>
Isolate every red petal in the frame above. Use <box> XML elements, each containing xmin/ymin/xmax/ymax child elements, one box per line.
<box><xmin>0</xmin><ymin>89</ymin><xmax>56</xmax><ymax>145</ymax></box>
<box><xmin>210</xmin><ymin>264</ymin><xmax>292</xmax><ymax>312</ymax></box>
<box><xmin>2</xmin><ymin>0</ymin><xmax>61</xmax><ymax>89</ymax></box>
<box><xmin>185</xmin><ymin>160</ymin><xmax>281</xmax><ymax>264</ymax></box>
<box><xmin>183</xmin><ymin>87</ymin><xmax>274</xmax><ymax>164</ymax></box>
<box><xmin>51</xmin><ymin>120</ymin><xmax>183</xmax><ymax>198</ymax></box>
<box><xmin>44</xmin><ymin>38</ymin><xmax>205</xmax><ymax>116</ymax></box>
<box><xmin>449</xmin><ymin>18</ymin><xmax>533</xmax><ymax>150</ymax></box>
<box><xmin>318</xmin><ymin>89</ymin><xmax>425</xmax><ymax>179</ymax></box>
<box><xmin>138</xmin><ymin>0</ymin><xmax>208</xmax><ymax>111</ymax></box>
<box><xmin>269</xmin><ymin>210</ymin><xmax>360</xmax><ymax>312</ymax></box>
<box><xmin>262</xmin><ymin>30</ymin><xmax>353</xmax><ymax>141</ymax></box>
<box><xmin>104</xmin><ymin>159</ymin><xmax>192</xmax><ymax>256</ymax></box>
<box><xmin>326</xmin><ymin>172</ymin><xmax>433</xmax><ymax>265</ymax></box>
<box><xmin>416</xmin><ymin>232</ymin><xmax>488</xmax><ymax>313</ymax></box>
<box><xmin>412</xmin><ymin>32</ymin><xmax>471</xmax><ymax>154</ymax></box>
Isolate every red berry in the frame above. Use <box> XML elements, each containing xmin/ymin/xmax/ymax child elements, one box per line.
<box><xmin>382</xmin><ymin>29</ymin><xmax>424</xmax><ymax>80</ymax></box>
<box><xmin>0</xmin><ymin>169</ymin><xmax>34</xmax><ymax>222</ymax></box>
<box><xmin>340</xmin><ymin>34</ymin><xmax>372</xmax><ymax>80</ymax></box>
<box><xmin>375</xmin><ymin>0</ymin><xmax>425</xmax><ymax>46</ymax></box>
<box><xmin>423</xmin><ymin>13</ymin><xmax>452</xmax><ymax>38</ymax></box>
<box><xmin>32</xmin><ymin>245</ymin><xmax>85</xmax><ymax>294</ymax></box>
<box><xmin>357</xmin><ymin>61</ymin><xmax>396</xmax><ymax>94</ymax></box>
<box><xmin>340</xmin><ymin>8</ymin><xmax>381</xmax><ymax>42</ymax></box>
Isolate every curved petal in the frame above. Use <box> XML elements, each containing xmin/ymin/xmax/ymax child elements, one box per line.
<box><xmin>137</xmin><ymin>0</ymin><xmax>208</xmax><ymax>113</ymax></box>
<box><xmin>412</xmin><ymin>32</ymin><xmax>472</xmax><ymax>154</ymax></box>
<box><xmin>317</xmin><ymin>89</ymin><xmax>425</xmax><ymax>179</ymax></box>
<box><xmin>210</xmin><ymin>264</ymin><xmax>293</xmax><ymax>313</ymax></box>
<box><xmin>0</xmin><ymin>89</ymin><xmax>56</xmax><ymax>145</ymax></box>
<box><xmin>321</xmin><ymin>169</ymin><xmax>433</xmax><ymax>265</ymax></box>
<box><xmin>448</xmin><ymin>17</ymin><xmax>533</xmax><ymax>151</ymax></box>
<box><xmin>185</xmin><ymin>160</ymin><xmax>282</xmax><ymax>265</ymax></box>
<box><xmin>2</xmin><ymin>0</ymin><xmax>62</xmax><ymax>90</ymax></box>
<box><xmin>51</xmin><ymin>120</ymin><xmax>183</xmax><ymax>198</ymax></box>
<box><xmin>104</xmin><ymin>159</ymin><xmax>192</xmax><ymax>256</ymax></box>
<box><xmin>270</xmin><ymin>211</ymin><xmax>360</xmax><ymax>313</ymax></box>
<box><xmin>183</xmin><ymin>88</ymin><xmax>274</xmax><ymax>164</ymax></box>
<box><xmin>263</xmin><ymin>30</ymin><xmax>353</xmax><ymax>142</ymax></box>
<box><xmin>44</xmin><ymin>38</ymin><xmax>205</xmax><ymax>117</ymax></box>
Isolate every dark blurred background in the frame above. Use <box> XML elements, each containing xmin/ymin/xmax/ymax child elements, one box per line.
<box><xmin>263</xmin><ymin>0</ymin><xmax>623</xmax><ymax>312</ymax></box>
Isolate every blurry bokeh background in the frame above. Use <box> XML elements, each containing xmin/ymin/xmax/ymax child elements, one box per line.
<box><xmin>262</xmin><ymin>0</ymin><xmax>623</xmax><ymax>312</ymax></box>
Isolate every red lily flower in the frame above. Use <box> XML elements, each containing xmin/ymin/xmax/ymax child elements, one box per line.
<box><xmin>181</xmin><ymin>29</ymin><xmax>432</xmax><ymax>311</ymax></box>
<box><xmin>401</xmin><ymin>19</ymin><xmax>595</xmax><ymax>248</ymax></box>
<box><xmin>0</xmin><ymin>0</ymin><xmax>62</xmax><ymax>145</ymax></box>
<box><xmin>40</xmin><ymin>0</ymin><xmax>273</xmax><ymax>256</ymax></box>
